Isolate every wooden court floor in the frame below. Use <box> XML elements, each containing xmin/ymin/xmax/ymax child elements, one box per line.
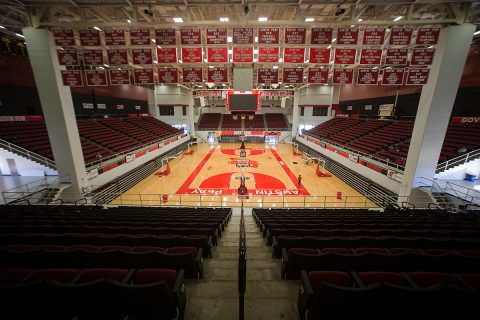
<box><xmin>110</xmin><ymin>142</ymin><xmax>377</xmax><ymax>208</ymax></box>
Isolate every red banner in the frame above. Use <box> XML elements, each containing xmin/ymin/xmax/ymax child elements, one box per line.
<box><xmin>79</xmin><ymin>30</ymin><xmax>101</xmax><ymax>46</ymax></box>
<box><xmin>57</xmin><ymin>49</ymin><xmax>79</xmax><ymax>65</ymax></box>
<box><xmin>85</xmin><ymin>70</ymin><xmax>107</xmax><ymax>86</ymax></box>
<box><xmin>158</xmin><ymin>68</ymin><xmax>178</xmax><ymax>84</ymax></box>
<box><xmin>232</xmin><ymin>28</ymin><xmax>253</xmax><ymax>44</ymax></box>
<box><xmin>258</xmin><ymin>47</ymin><xmax>279</xmax><ymax>63</ymax></box>
<box><xmin>310</xmin><ymin>28</ymin><xmax>333</xmax><ymax>44</ymax></box>
<box><xmin>132</xmin><ymin>49</ymin><xmax>153</xmax><ymax>64</ymax></box>
<box><xmin>82</xmin><ymin>49</ymin><xmax>103</xmax><ymax>66</ymax></box>
<box><xmin>53</xmin><ymin>29</ymin><xmax>75</xmax><ymax>46</ymax></box>
<box><xmin>411</xmin><ymin>48</ymin><xmax>435</xmax><ymax>66</ymax></box>
<box><xmin>258</xmin><ymin>28</ymin><xmax>280</xmax><ymax>44</ymax></box>
<box><xmin>104</xmin><ymin>30</ymin><xmax>126</xmax><ymax>46</ymax></box>
<box><xmin>337</xmin><ymin>28</ymin><xmax>358</xmax><ymax>45</ymax></box>
<box><xmin>181</xmin><ymin>47</ymin><xmax>203</xmax><ymax>63</ymax></box>
<box><xmin>416</xmin><ymin>27</ymin><xmax>441</xmax><ymax>45</ymax></box>
<box><xmin>130</xmin><ymin>29</ymin><xmax>151</xmax><ymax>45</ymax></box>
<box><xmin>257</xmin><ymin>68</ymin><xmax>279</xmax><ymax>84</ymax></box>
<box><xmin>285</xmin><ymin>28</ymin><xmax>306</xmax><ymax>44</ymax></box>
<box><xmin>232</xmin><ymin>47</ymin><xmax>253</xmax><ymax>63</ymax></box>
<box><xmin>207</xmin><ymin>67</ymin><xmax>228</xmax><ymax>83</ymax></box>
<box><xmin>206</xmin><ymin>28</ymin><xmax>227</xmax><ymax>45</ymax></box>
<box><xmin>307</xmin><ymin>67</ymin><xmax>329</xmax><ymax>84</ymax></box>
<box><xmin>360</xmin><ymin>49</ymin><xmax>382</xmax><ymax>65</ymax></box>
<box><xmin>406</xmin><ymin>68</ymin><xmax>430</xmax><ymax>85</ymax></box>
<box><xmin>334</xmin><ymin>48</ymin><xmax>356</xmax><ymax>64</ymax></box>
<box><xmin>182</xmin><ymin>67</ymin><xmax>203</xmax><ymax>83</ymax></box>
<box><xmin>385</xmin><ymin>48</ymin><xmax>408</xmax><ymax>65</ymax></box>
<box><xmin>309</xmin><ymin>48</ymin><xmax>331</xmax><ymax>64</ymax></box>
<box><xmin>389</xmin><ymin>27</ymin><xmax>413</xmax><ymax>45</ymax></box>
<box><xmin>382</xmin><ymin>68</ymin><xmax>405</xmax><ymax>85</ymax></box>
<box><xmin>109</xmin><ymin>70</ymin><xmax>130</xmax><ymax>85</ymax></box>
<box><xmin>207</xmin><ymin>47</ymin><xmax>228</xmax><ymax>63</ymax></box>
<box><xmin>156</xmin><ymin>47</ymin><xmax>177</xmax><ymax>63</ymax></box>
<box><xmin>363</xmin><ymin>28</ymin><xmax>385</xmax><ymax>45</ymax></box>
<box><xmin>357</xmin><ymin>69</ymin><xmax>379</xmax><ymax>85</ymax></box>
<box><xmin>61</xmin><ymin>70</ymin><xmax>83</xmax><ymax>86</ymax></box>
<box><xmin>180</xmin><ymin>28</ymin><xmax>201</xmax><ymax>45</ymax></box>
<box><xmin>451</xmin><ymin>117</ymin><xmax>480</xmax><ymax>124</ymax></box>
<box><xmin>155</xmin><ymin>29</ymin><xmax>176</xmax><ymax>45</ymax></box>
<box><xmin>107</xmin><ymin>49</ymin><xmax>128</xmax><ymax>65</ymax></box>
<box><xmin>332</xmin><ymin>68</ymin><xmax>354</xmax><ymax>84</ymax></box>
<box><xmin>133</xmin><ymin>69</ymin><xmax>154</xmax><ymax>84</ymax></box>
<box><xmin>283</xmin><ymin>48</ymin><xmax>305</xmax><ymax>63</ymax></box>
<box><xmin>283</xmin><ymin>68</ymin><xmax>304</xmax><ymax>84</ymax></box>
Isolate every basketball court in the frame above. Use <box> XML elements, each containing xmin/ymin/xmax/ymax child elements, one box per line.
<box><xmin>110</xmin><ymin>142</ymin><xmax>377</xmax><ymax>208</ymax></box>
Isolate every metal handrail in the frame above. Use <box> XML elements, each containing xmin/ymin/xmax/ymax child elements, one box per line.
<box><xmin>444</xmin><ymin>181</ymin><xmax>480</xmax><ymax>204</ymax></box>
<box><xmin>436</xmin><ymin>148</ymin><xmax>480</xmax><ymax>173</ymax></box>
<box><xmin>0</xmin><ymin>138</ymin><xmax>56</xmax><ymax>169</ymax></box>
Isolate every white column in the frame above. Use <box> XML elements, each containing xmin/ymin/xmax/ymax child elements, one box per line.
<box><xmin>292</xmin><ymin>90</ymin><xmax>300</xmax><ymax>137</ymax></box>
<box><xmin>399</xmin><ymin>25</ymin><xmax>475</xmax><ymax>199</ymax></box>
<box><xmin>188</xmin><ymin>91</ymin><xmax>196</xmax><ymax>137</ymax></box>
<box><xmin>147</xmin><ymin>88</ymin><xmax>159</xmax><ymax>118</ymax></box>
<box><xmin>23</xmin><ymin>28</ymin><xmax>86</xmax><ymax>198</ymax></box>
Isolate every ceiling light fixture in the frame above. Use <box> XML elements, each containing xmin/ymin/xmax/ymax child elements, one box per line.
<box><xmin>474</xmin><ymin>30</ymin><xmax>480</xmax><ymax>36</ymax></box>
<box><xmin>259</xmin><ymin>17</ymin><xmax>268</xmax><ymax>22</ymax></box>
<box><xmin>305</xmin><ymin>18</ymin><xmax>315</xmax><ymax>22</ymax></box>
<box><xmin>393</xmin><ymin>16</ymin><xmax>403</xmax><ymax>22</ymax></box>
<box><xmin>227</xmin><ymin>36</ymin><xmax>232</xmax><ymax>43</ymax></box>
<box><xmin>220</xmin><ymin>17</ymin><xmax>229</xmax><ymax>22</ymax></box>
<box><xmin>173</xmin><ymin>17</ymin><xmax>183</xmax><ymax>23</ymax></box>
<box><xmin>15</xmin><ymin>33</ymin><xmax>25</xmax><ymax>38</ymax></box>
<box><xmin>127</xmin><ymin>19</ymin><xmax>131</xmax><ymax>23</ymax></box>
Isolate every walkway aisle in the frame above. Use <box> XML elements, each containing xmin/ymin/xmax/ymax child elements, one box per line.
<box><xmin>184</xmin><ymin>208</ymin><xmax>298</xmax><ymax>320</ymax></box>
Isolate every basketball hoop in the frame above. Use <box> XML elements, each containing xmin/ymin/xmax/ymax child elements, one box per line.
<box><xmin>232</xmin><ymin>115</ymin><xmax>238</xmax><ymax>120</ymax></box>
<box><xmin>241</xmin><ymin>114</ymin><xmax>246</xmax><ymax>120</ymax></box>
<box><xmin>248</xmin><ymin>115</ymin><xmax>254</xmax><ymax>120</ymax></box>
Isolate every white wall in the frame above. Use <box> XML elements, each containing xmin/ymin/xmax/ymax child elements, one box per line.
<box><xmin>155</xmin><ymin>85</ymin><xmax>191</xmax><ymax>128</ymax></box>
<box><xmin>298</xmin><ymin>85</ymin><xmax>334</xmax><ymax>127</ymax></box>
<box><xmin>435</xmin><ymin>158</ymin><xmax>480</xmax><ymax>180</ymax></box>
<box><xmin>298</xmin><ymin>135</ymin><xmax>401</xmax><ymax>193</ymax></box>
<box><xmin>0</xmin><ymin>149</ymin><xmax>58</xmax><ymax>176</ymax></box>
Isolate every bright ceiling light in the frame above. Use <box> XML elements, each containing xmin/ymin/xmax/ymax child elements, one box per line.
<box><xmin>258</xmin><ymin>17</ymin><xmax>268</xmax><ymax>22</ymax></box>
<box><xmin>103</xmin><ymin>64</ymin><xmax>109</xmax><ymax>67</ymax></box>
<box><xmin>327</xmin><ymin>45</ymin><xmax>332</xmax><ymax>49</ymax></box>
<box><xmin>220</xmin><ymin>17</ymin><xmax>229</xmax><ymax>22</ymax></box>
<box><xmin>279</xmin><ymin>58</ymin><xmax>283</xmax><ymax>62</ymax></box>
<box><xmin>228</xmin><ymin>49</ymin><xmax>233</xmax><ymax>54</ymax></box>
<box><xmin>255</xmin><ymin>36</ymin><xmax>258</xmax><ymax>42</ymax></box>
<box><xmin>253</xmin><ymin>49</ymin><xmax>258</xmax><ymax>54</ymax></box>
<box><xmin>273</xmin><ymin>65</ymin><xmax>278</xmax><ymax>69</ymax></box>
<box><xmin>474</xmin><ymin>30</ymin><xmax>480</xmax><ymax>36</ymax></box>
<box><xmin>0</xmin><ymin>25</ymin><xmax>5</xmax><ymax>29</ymax></box>
<box><xmin>227</xmin><ymin>36</ymin><xmax>232</xmax><ymax>43</ymax></box>
<box><xmin>173</xmin><ymin>17</ymin><xmax>183</xmax><ymax>23</ymax></box>
<box><xmin>127</xmin><ymin>19</ymin><xmax>131</xmax><ymax>23</ymax></box>
<box><xmin>305</xmin><ymin>18</ymin><xmax>315</xmax><ymax>22</ymax></box>
<box><xmin>358</xmin><ymin>18</ymin><xmax>363</xmax><ymax>22</ymax></box>
<box><xmin>332</xmin><ymin>38</ymin><xmax>336</xmax><ymax>42</ymax></box>
<box><xmin>15</xmin><ymin>33</ymin><xmax>25</xmax><ymax>38</ymax></box>
<box><xmin>93</xmin><ymin>26</ymin><xmax>102</xmax><ymax>31</ymax></box>
<box><xmin>151</xmin><ymin>39</ymin><xmax>156</xmax><ymax>43</ymax></box>
<box><xmin>393</xmin><ymin>16</ymin><xmax>403</xmax><ymax>22</ymax></box>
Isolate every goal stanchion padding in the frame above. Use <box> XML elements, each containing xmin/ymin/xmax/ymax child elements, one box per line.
<box><xmin>293</xmin><ymin>149</ymin><xmax>302</xmax><ymax>156</ymax></box>
<box><xmin>316</xmin><ymin>163</ymin><xmax>332</xmax><ymax>177</ymax></box>
<box><xmin>155</xmin><ymin>163</ymin><xmax>171</xmax><ymax>176</ymax></box>
<box><xmin>184</xmin><ymin>149</ymin><xmax>194</xmax><ymax>155</ymax></box>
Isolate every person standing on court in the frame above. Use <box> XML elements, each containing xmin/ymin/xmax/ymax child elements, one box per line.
<box><xmin>298</xmin><ymin>174</ymin><xmax>302</xmax><ymax>186</ymax></box>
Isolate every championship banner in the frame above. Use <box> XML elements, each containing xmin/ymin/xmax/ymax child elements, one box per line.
<box><xmin>207</xmin><ymin>67</ymin><xmax>228</xmax><ymax>83</ymax></box>
<box><xmin>257</xmin><ymin>68</ymin><xmax>279</xmax><ymax>84</ymax></box>
<box><xmin>357</xmin><ymin>68</ymin><xmax>379</xmax><ymax>85</ymax></box>
<box><xmin>310</xmin><ymin>28</ymin><xmax>333</xmax><ymax>44</ymax></box>
<box><xmin>133</xmin><ymin>69</ymin><xmax>154</xmax><ymax>84</ymax></box>
<box><xmin>107</xmin><ymin>49</ymin><xmax>128</xmax><ymax>65</ymax></box>
<box><xmin>83</xmin><ymin>49</ymin><xmax>103</xmax><ymax>66</ymax></box>
<box><xmin>156</xmin><ymin>47</ymin><xmax>177</xmax><ymax>63</ymax></box>
<box><xmin>411</xmin><ymin>48</ymin><xmax>435</xmax><ymax>66</ymax></box>
<box><xmin>79</xmin><ymin>29</ymin><xmax>101</xmax><ymax>46</ymax></box>
<box><xmin>130</xmin><ymin>29</ymin><xmax>151</xmax><ymax>45</ymax></box>
<box><xmin>104</xmin><ymin>30</ymin><xmax>126</xmax><ymax>46</ymax></box>
<box><xmin>382</xmin><ymin>68</ymin><xmax>405</xmax><ymax>85</ymax></box>
<box><xmin>416</xmin><ymin>27</ymin><xmax>441</xmax><ymax>45</ymax></box>
<box><xmin>359</xmin><ymin>48</ymin><xmax>382</xmax><ymax>65</ymax></box>
<box><xmin>332</xmin><ymin>68</ymin><xmax>354</xmax><ymax>84</ymax></box>
<box><xmin>307</xmin><ymin>67</ymin><xmax>329</xmax><ymax>84</ymax></box>
<box><xmin>181</xmin><ymin>47</ymin><xmax>203</xmax><ymax>63</ymax></box>
<box><xmin>309</xmin><ymin>48</ymin><xmax>331</xmax><ymax>64</ymax></box>
<box><xmin>232</xmin><ymin>47</ymin><xmax>253</xmax><ymax>63</ymax></box>
<box><xmin>158</xmin><ymin>68</ymin><xmax>178</xmax><ymax>84</ymax></box>
<box><xmin>406</xmin><ymin>68</ymin><xmax>430</xmax><ymax>85</ymax></box>
<box><xmin>155</xmin><ymin>29</ymin><xmax>176</xmax><ymax>45</ymax></box>
<box><xmin>334</xmin><ymin>48</ymin><xmax>356</xmax><ymax>64</ymax></box>
<box><xmin>337</xmin><ymin>28</ymin><xmax>359</xmax><ymax>45</ymax></box>
<box><xmin>363</xmin><ymin>28</ymin><xmax>385</xmax><ymax>45</ymax></box>
<box><xmin>206</xmin><ymin>28</ymin><xmax>228</xmax><ymax>45</ymax></box>
<box><xmin>182</xmin><ymin>67</ymin><xmax>203</xmax><ymax>83</ymax></box>
<box><xmin>283</xmin><ymin>47</ymin><xmax>305</xmax><ymax>63</ymax></box>
<box><xmin>109</xmin><ymin>70</ymin><xmax>131</xmax><ymax>85</ymax></box>
<box><xmin>180</xmin><ymin>28</ymin><xmax>201</xmax><ymax>45</ymax></box>
<box><xmin>389</xmin><ymin>27</ymin><xmax>413</xmax><ymax>45</ymax></box>
<box><xmin>232</xmin><ymin>28</ymin><xmax>254</xmax><ymax>44</ymax></box>
<box><xmin>132</xmin><ymin>48</ymin><xmax>153</xmax><ymax>64</ymax></box>
<box><xmin>285</xmin><ymin>28</ymin><xmax>306</xmax><ymax>44</ymax></box>
<box><xmin>57</xmin><ymin>49</ymin><xmax>79</xmax><ymax>65</ymax></box>
<box><xmin>61</xmin><ymin>70</ymin><xmax>83</xmax><ymax>87</ymax></box>
<box><xmin>258</xmin><ymin>47</ymin><xmax>279</xmax><ymax>63</ymax></box>
<box><xmin>385</xmin><ymin>48</ymin><xmax>408</xmax><ymax>65</ymax></box>
<box><xmin>258</xmin><ymin>27</ymin><xmax>280</xmax><ymax>44</ymax></box>
<box><xmin>282</xmin><ymin>68</ymin><xmax>304</xmax><ymax>84</ymax></box>
<box><xmin>53</xmin><ymin>29</ymin><xmax>75</xmax><ymax>46</ymax></box>
<box><xmin>85</xmin><ymin>70</ymin><xmax>107</xmax><ymax>86</ymax></box>
<box><xmin>207</xmin><ymin>47</ymin><xmax>228</xmax><ymax>63</ymax></box>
